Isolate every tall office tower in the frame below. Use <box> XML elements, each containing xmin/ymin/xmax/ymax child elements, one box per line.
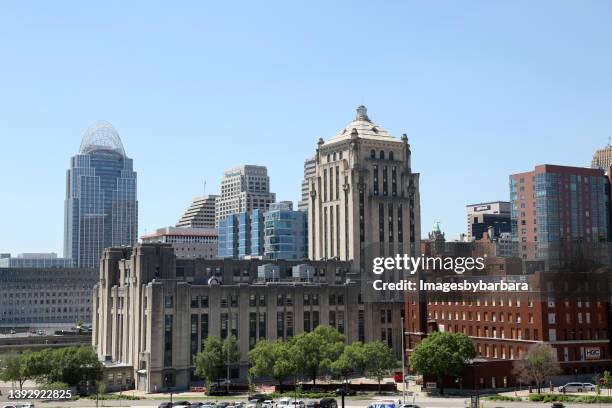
<box><xmin>466</xmin><ymin>201</ymin><xmax>511</xmax><ymax>240</ymax></box>
<box><xmin>215</xmin><ymin>165</ymin><xmax>276</xmax><ymax>227</ymax></box>
<box><xmin>298</xmin><ymin>157</ymin><xmax>316</xmax><ymax>211</ymax></box>
<box><xmin>510</xmin><ymin>165</ymin><xmax>608</xmax><ymax>266</ymax></box>
<box><xmin>591</xmin><ymin>142</ymin><xmax>612</xmax><ymax>170</ymax></box>
<box><xmin>308</xmin><ymin>106</ymin><xmax>421</xmax><ymax>270</ymax></box>
<box><xmin>177</xmin><ymin>195</ymin><xmax>218</xmax><ymax>228</ymax></box>
<box><xmin>264</xmin><ymin>201</ymin><xmax>307</xmax><ymax>260</ymax></box>
<box><xmin>64</xmin><ymin>121</ymin><xmax>138</xmax><ymax>268</ymax></box>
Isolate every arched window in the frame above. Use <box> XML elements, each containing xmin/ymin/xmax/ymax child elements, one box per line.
<box><xmin>333</xmin><ymin>152</ymin><xmax>337</xmax><ymax>161</ymax></box>
<box><xmin>379</xmin><ymin>150</ymin><xmax>385</xmax><ymax>160</ymax></box>
<box><xmin>389</xmin><ymin>151</ymin><xmax>394</xmax><ymax>161</ymax></box>
<box><xmin>370</xmin><ymin>149</ymin><xmax>375</xmax><ymax>159</ymax></box>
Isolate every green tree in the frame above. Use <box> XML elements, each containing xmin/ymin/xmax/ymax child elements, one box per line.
<box><xmin>249</xmin><ymin>340</ymin><xmax>296</xmax><ymax>392</ymax></box>
<box><xmin>0</xmin><ymin>353</ymin><xmax>28</xmax><ymax>391</ymax></box>
<box><xmin>291</xmin><ymin>325</ymin><xmax>345</xmax><ymax>385</ymax></box>
<box><xmin>512</xmin><ymin>343</ymin><xmax>560</xmax><ymax>394</ymax></box>
<box><xmin>410</xmin><ymin>332</ymin><xmax>476</xmax><ymax>394</ymax></box>
<box><xmin>331</xmin><ymin>342</ymin><xmax>367</xmax><ymax>382</ymax></box>
<box><xmin>195</xmin><ymin>335</ymin><xmax>240</xmax><ymax>387</ymax></box>
<box><xmin>363</xmin><ymin>341</ymin><xmax>399</xmax><ymax>393</ymax></box>
<box><xmin>48</xmin><ymin>346</ymin><xmax>103</xmax><ymax>387</ymax></box>
<box><xmin>20</xmin><ymin>348</ymin><xmax>53</xmax><ymax>383</ymax></box>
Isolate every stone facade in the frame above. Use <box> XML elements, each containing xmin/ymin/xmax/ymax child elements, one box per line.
<box><xmin>306</xmin><ymin>106</ymin><xmax>421</xmax><ymax>355</ymax></box>
<box><xmin>0</xmin><ymin>267</ymin><xmax>97</xmax><ymax>326</ymax></box>
<box><xmin>93</xmin><ymin>244</ymin><xmax>386</xmax><ymax>392</ymax></box>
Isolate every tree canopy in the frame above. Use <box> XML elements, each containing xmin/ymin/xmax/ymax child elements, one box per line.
<box><xmin>410</xmin><ymin>331</ymin><xmax>476</xmax><ymax>394</ymax></box>
<box><xmin>512</xmin><ymin>343</ymin><xmax>561</xmax><ymax>393</ymax></box>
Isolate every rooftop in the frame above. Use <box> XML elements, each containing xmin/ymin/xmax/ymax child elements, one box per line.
<box><xmin>79</xmin><ymin>120</ymin><xmax>126</xmax><ymax>157</ymax></box>
<box><xmin>323</xmin><ymin>105</ymin><xmax>400</xmax><ymax>146</ymax></box>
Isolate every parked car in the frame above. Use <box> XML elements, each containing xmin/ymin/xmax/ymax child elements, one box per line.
<box><xmin>158</xmin><ymin>403</ymin><xmax>173</xmax><ymax>408</ymax></box>
<box><xmin>208</xmin><ymin>386</ymin><xmax>229</xmax><ymax>396</ymax></box>
<box><xmin>249</xmin><ymin>394</ymin><xmax>273</xmax><ymax>403</ymax></box>
<box><xmin>582</xmin><ymin>383</ymin><xmax>597</xmax><ymax>391</ymax></box>
<box><xmin>276</xmin><ymin>398</ymin><xmax>291</xmax><ymax>408</ymax></box>
<box><xmin>174</xmin><ymin>401</ymin><xmax>192</xmax><ymax>407</ymax></box>
<box><xmin>4</xmin><ymin>405</ymin><xmax>36</xmax><ymax>408</ymax></box>
<box><xmin>399</xmin><ymin>405</ymin><xmax>421</xmax><ymax>408</ymax></box>
<box><xmin>334</xmin><ymin>388</ymin><xmax>356</xmax><ymax>396</ymax></box>
<box><xmin>190</xmin><ymin>404</ymin><xmax>205</xmax><ymax>407</ymax></box>
<box><xmin>319</xmin><ymin>398</ymin><xmax>338</xmax><ymax>408</ymax></box>
<box><xmin>558</xmin><ymin>382</ymin><xmax>592</xmax><ymax>392</ymax></box>
<box><xmin>261</xmin><ymin>400</ymin><xmax>275</xmax><ymax>408</ymax></box>
<box><xmin>246</xmin><ymin>399</ymin><xmax>262</xmax><ymax>408</ymax></box>
<box><xmin>551</xmin><ymin>403</ymin><xmax>565</xmax><ymax>408</ymax></box>
<box><xmin>306</xmin><ymin>401</ymin><xmax>319</xmax><ymax>408</ymax></box>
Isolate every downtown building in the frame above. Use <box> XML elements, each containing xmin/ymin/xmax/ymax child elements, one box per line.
<box><xmin>298</xmin><ymin>157</ymin><xmax>316</xmax><ymax>211</ymax></box>
<box><xmin>510</xmin><ymin>164</ymin><xmax>609</xmax><ymax>267</ymax></box>
<box><xmin>0</xmin><ymin>266</ymin><xmax>97</xmax><ymax>327</ymax></box>
<box><xmin>92</xmin><ymin>244</ymin><xmax>362</xmax><ymax>392</ymax></box>
<box><xmin>0</xmin><ymin>253</ymin><xmax>74</xmax><ymax>268</ymax></box>
<box><xmin>177</xmin><ymin>195</ymin><xmax>218</xmax><ymax>229</ymax></box>
<box><xmin>218</xmin><ymin>201</ymin><xmax>307</xmax><ymax>261</ymax></box>
<box><xmin>591</xmin><ymin>142</ymin><xmax>612</xmax><ymax>170</ymax></box>
<box><xmin>140</xmin><ymin>227</ymin><xmax>218</xmax><ymax>260</ymax></box>
<box><xmin>307</xmin><ymin>106</ymin><xmax>421</xmax><ymax>355</ymax></box>
<box><xmin>215</xmin><ymin>165</ymin><xmax>275</xmax><ymax>228</ymax></box>
<box><xmin>64</xmin><ymin>121</ymin><xmax>138</xmax><ymax>268</ymax></box>
<box><xmin>405</xmin><ymin>268</ymin><xmax>612</xmax><ymax>390</ymax></box>
<box><xmin>466</xmin><ymin>201</ymin><xmax>511</xmax><ymax>240</ymax></box>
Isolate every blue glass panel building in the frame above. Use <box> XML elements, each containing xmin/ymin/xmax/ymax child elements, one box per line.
<box><xmin>218</xmin><ymin>210</ymin><xmax>264</xmax><ymax>259</ymax></box>
<box><xmin>64</xmin><ymin>121</ymin><xmax>138</xmax><ymax>268</ymax></box>
<box><xmin>264</xmin><ymin>201</ymin><xmax>307</xmax><ymax>260</ymax></box>
<box><xmin>218</xmin><ymin>205</ymin><xmax>306</xmax><ymax>260</ymax></box>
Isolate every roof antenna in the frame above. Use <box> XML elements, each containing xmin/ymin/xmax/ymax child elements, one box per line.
<box><xmin>203</xmin><ymin>179</ymin><xmax>207</xmax><ymax>195</ymax></box>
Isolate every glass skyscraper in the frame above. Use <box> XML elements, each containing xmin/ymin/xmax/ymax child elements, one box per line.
<box><xmin>64</xmin><ymin>121</ymin><xmax>138</xmax><ymax>268</ymax></box>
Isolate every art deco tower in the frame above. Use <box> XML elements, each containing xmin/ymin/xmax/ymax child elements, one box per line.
<box><xmin>308</xmin><ymin>106</ymin><xmax>421</xmax><ymax>272</ymax></box>
<box><xmin>64</xmin><ymin>121</ymin><xmax>138</xmax><ymax>268</ymax></box>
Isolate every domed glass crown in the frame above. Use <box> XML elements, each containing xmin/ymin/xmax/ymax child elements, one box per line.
<box><xmin>79</xmin><ymin>120</ymin><xmax>126</xmax><ymax>157</ymax></box>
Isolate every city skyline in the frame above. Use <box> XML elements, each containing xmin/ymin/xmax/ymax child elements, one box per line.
<box><xmin>1</xmin><ymin>1</ymin><xmax>611</xmax><ymax>254</ymax></box>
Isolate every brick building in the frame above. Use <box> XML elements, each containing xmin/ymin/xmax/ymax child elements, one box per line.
<box><xmin>404</xmin><ymin>269</ymin><xmax>612</xmax><ymax>390</ymax></box>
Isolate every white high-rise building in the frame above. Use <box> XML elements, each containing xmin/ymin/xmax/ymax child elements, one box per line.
<box><xmin>177</xmin><ymin>195</ymin><xmax>218</xmax><ymax>229</ymax></box>
<box><xmin>215</xmin><ymin>165</ymin><xmax>276</xmax><ymax>227</ymax></box>
<box><xmin>298</xmin><ymin>157</ymin><xmax>316</xmax><ymax>211</ymax></box>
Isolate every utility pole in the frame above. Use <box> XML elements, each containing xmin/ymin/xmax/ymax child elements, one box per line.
<box><xmin>401</xmin><ymin>316</ymin><xmax>406</xmax><ymax>404</ymax></box>
<box><xmin>226</xmin><ymin>315</ymin><xmax>231</xmax><ymax>394</ymax></box>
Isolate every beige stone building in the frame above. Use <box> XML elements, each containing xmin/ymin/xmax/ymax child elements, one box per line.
<box><xmin>306</xmin><ymin>106</ymin><xmax>421</xmax><ymax>349</ymax></box>
<box><xmin>591</xmin><ymin>142</ymin><xmax>612</xmax><ymax>170</ymax></box>
<box><xmin>215</xmin><ymin>165</ymin><xmax>276</xmax><ymax>228</ymax></box>
<box><xmin>177</xmin><ymin>195</ymin><xmax>218</xmax><ymax>229</ymax></box>
<box><xmin>93</xmin><ymin>244</ymin><xmax>366</xmax><ymax>392</ymax></box>
<box><xmin>307</xmin><ymin>106</ymin><xmax>420</xmax><ymax>268</ymax></box>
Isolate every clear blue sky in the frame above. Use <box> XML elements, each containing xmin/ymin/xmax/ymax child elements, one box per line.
<box><xmin>1</xmin><ymin>1</ymin><xmax>611</xmax><ymax>255</ymax></box>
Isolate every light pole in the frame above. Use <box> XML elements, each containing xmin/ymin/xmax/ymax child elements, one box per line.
<box><xmin>226</xmin><ymin>315</ymin><xmax>231</xmax><ymax>394</ymax></box>
<box><xmin>401</xmin><ymin>316</ymin><xmax>406</xmax><ymax>404</ymax></box>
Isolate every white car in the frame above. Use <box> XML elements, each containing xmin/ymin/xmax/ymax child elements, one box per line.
<box><xmin>261</xmin><ymin>400</ymin><xmax>275</xmax><ymax>408</ymax></box>
<box><xmin>276</xmin><ymin>398</ymin><xmax>292</xmax><ymax>408</ymax></box>
<box><xmin>558</xmin><ymin>382</ymin><xmax>595</xmax><ymax>392</ymax></box>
